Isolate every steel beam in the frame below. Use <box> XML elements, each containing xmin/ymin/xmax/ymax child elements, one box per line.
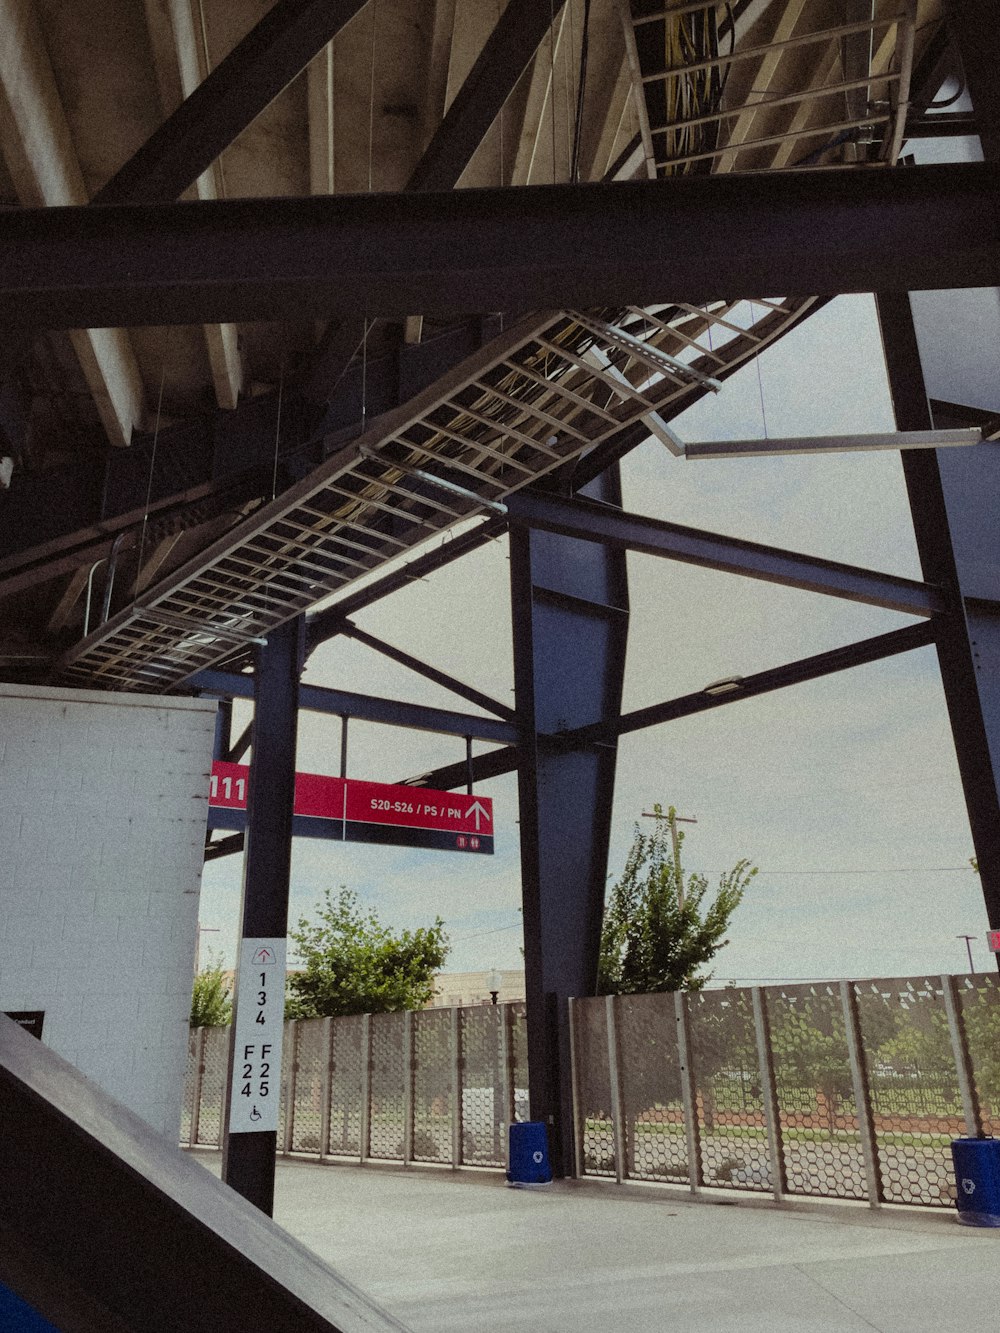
<box><xmin>190</xmin><ymin>668</ymin><xmax>518</xmax><ymax>745</ymax></box>
<box><xmin>413</xmin><ymin>620</ymin><xmax>939</xmax><ymax>790</ymax></box>
<box><xmin>877</xmin><ymin>290</ymin><xmax>1000</xmax><ymax>942</ymax></box>
<box><xmin>205</xmin><ymin>832</ymin><xmax>245</xmax><ymax>862</ymax></box>
<box><xmin>221</xmin><ymin>617</ymin><xmax>302</xmax><ymax>1215</ymax></box>
<box><xmin>336</xmin><ymin>621</ymin><xmax>515</xmax><ymax>720</ymax></box>
<box><xmin>3</xmin><ymin>164</ymin><xmax>999</xmax><ymax>329</ymax></box>
<box><xmin>576</xmin><ymin>621</ymin><xmax>938</xmax><ymax>745</ymax></box>
<box><xmin>943</xmin><ymin>0</ymin><xmax>1000</xmax><ymax>159</ymax></box>
<box><xmin>511</xmin><ymin>466</ymin><xmax>629</xmax><ymax>1178</ymax></box>
<box><xmin>505</xmin><ymin>490</ymin><xmax>944</xmax><ymax>617</ymax></box>
<box><xmin>93</xmin><ymin>0</ymin><xmax>370</xmax><ymax>205</ymax></box>
<box><xmin>407</xmin><ymin>0</ymin><xmax>565</xmax><ymax>193</ymax></box>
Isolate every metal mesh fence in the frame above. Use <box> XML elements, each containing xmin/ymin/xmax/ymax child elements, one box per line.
<box><xmin>290</xmin><ymin>1019</ymin><xmax>327</xmax><ymax>1154</ymax></box>
<box><xmin>616</xmin><ymin>993</ymin><xmax>688</xmax><ymax>1183</ymax></box>
<box><xmin>276</xmin><ymin>1021</ymin><xmax>293</xmax><ymax>1152</ymax></box>
<box><xmin>686</xmin><ymin>987</ymin><xmax>769</xmax><ymax>1192</ymax></box>
<box><xmin>459</xmin><ymin>1005</ymin><xmax>506</xmax><ymax>1166</ymax></box>
<box><xmin>328</xmin><ymin>1014</ymin><xmax>364</xmax><ymax>1156</ymax></box>
<box><xmin>572</xmin><ymin>997</ymin><xmax>616</xmax><ymax>1177</ymax></box>
<box><xmin>182</xmin><ymin>977</ymin><xmax>990</xmax><ymax>1211</ymax></box>
<box><xmin>956</xmin><ymin>972</ymin><xmax>1000</xmax><ymax>1138</ymax></box>
<box><xmin>368</xmin><ymin>1011</ymin><xmax>406</xmax><ymax>1160</ymax></box>
<box><xmin>853</xmin><ymin>977</ymin><xmax>959</xmax><ymax>1207</ymax></box>
<box><xmin>412</xmin><ymin>1009</ymin><xmax>453</xmax><ymax>1163</ymax></box>
<box><xmin>766</xmin><ymin>983</ymin><xmax>866</xmax><ymax>1200</ymax></box>
<box><xmin>180</xmin><ymin>1029</ymin><xmax>199</xmax><ymax>1145</ymax></box>
<box><xmin>509</xmin><ymin>1001</ymin><xmax>529</xmax><ymax>1125</ymax></box>
<box><xmin>196</xmin><ymin>1026</ymin><xmax>229</xmax><ymax>1146</ymax></box>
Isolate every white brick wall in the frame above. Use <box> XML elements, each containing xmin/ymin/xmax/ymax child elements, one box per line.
<box><xmin>0</xmin><ymin>683</ymin><xmax>217</xmax><ymax>1138</ymax></box>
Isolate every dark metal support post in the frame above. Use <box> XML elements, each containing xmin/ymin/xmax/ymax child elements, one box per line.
<box><xmin>877</xmin><ymin>291</ymin><xmax>1000</xmax><ymax>953</ymax></box>
<box><xmin>212</xmin><ymin>698</ymin><xmax>232</xmax><ymax>762</ymax></box>
<box><xmin>511</xmin><ymin>468</ymin><xmax>629</xmax><ymax>1177</ymax></box>
<box><xmin>222</xmin><ymin>617</ymin><xmax>303</xmax><ymax>1212</ymax></box>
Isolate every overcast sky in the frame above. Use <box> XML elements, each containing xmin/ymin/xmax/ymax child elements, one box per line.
<box><xmin>198</xmin><ymin>292</ymin><xmax>991</xmax><ymax>985</ymax></box>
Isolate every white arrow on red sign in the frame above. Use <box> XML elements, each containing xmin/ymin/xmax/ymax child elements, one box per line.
<box><xmin>467</xmin><ymin>799</ymin><xmax>491</xmax><ymax>831</ymax></box>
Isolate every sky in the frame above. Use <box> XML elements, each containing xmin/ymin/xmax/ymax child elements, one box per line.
<box><xmin>197</xmin><ymin>290</ymin><xmax>993</xmax><ymax>986</ymax></box>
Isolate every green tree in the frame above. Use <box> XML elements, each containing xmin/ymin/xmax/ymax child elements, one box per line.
<box><xmin>598</xmin><ymin>806</ymin><xmax>756</xmax><ymax>995</ymax></box>
<box><xmin>769</xmin><ymin>998</ymin><xmax>855</xmax><ymax>1133</ymax></box>
<box><xmin>190</xmin><ymin>955</ymin><xmax>232</xmax><ymax>1028</ymax></box>
<box><xmin>286</xmin><ymin>887</ymin><xmax>449</xmax><ymax>1019</ymax></box>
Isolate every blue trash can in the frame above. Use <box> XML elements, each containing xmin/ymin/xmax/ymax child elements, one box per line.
<box><xmin>507</xmin><ymin>1121</ymin><xmax>552</xmax><ymax>1186</ymax></box>
<box><xmin>951</xmin><ymin>1137</ymin><xmax>1000</xmax><ymax>1227</ymax></box>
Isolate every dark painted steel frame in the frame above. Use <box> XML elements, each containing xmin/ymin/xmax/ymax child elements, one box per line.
<box><xmin>412</xmin><ymin>620</ymin><xmax>940</xmax><ymax>792</ymax></box>
<box><xmin>3</xmin><ymin>164</ymin><xmax>999</xmax><ymax>328</ymax></box>
<box><xmin>192</xmin><ymin>667</ymin><xmax>518</xmax><ymax>745</ymax></box>
<box><xmin>511</xmin><ymin>467</ymin><xmax>630</xmax><ymax>1178</ymax></box>
<box><xmin>221</xmin><ymin>617</ymin><xmax>303</xmax><ymax>1214</ymax></box>
<box><xmin>504</xmin><ymin>490</ymin><xmax>944</xmax><ymax>617</ymax></box>
<box><xmin>877</xmin><ymin>291</ymin><xmax>1000</xmax><ymax>945</ymax></box>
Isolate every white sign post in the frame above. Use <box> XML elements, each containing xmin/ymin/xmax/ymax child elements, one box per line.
<box><xmin>228</xmin><ymin>937</ymin><xmax>286</xmax><ymax>1134</ymax></box>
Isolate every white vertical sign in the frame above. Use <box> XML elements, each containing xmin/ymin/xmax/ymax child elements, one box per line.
<box><xmin>228</xmin><ymin>936</ymin><xmax>286</xmax><ymax>1134</ymax></box>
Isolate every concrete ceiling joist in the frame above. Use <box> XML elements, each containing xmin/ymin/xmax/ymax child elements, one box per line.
<box><xmin>0</xmin><ymin>0</ymin><xmax>145</xmax><ymax>448</ymax></box>
<box><xmin>142</xmin><ymin>0</ymin><xmax>243</xmax><ymax>410</ymax></box>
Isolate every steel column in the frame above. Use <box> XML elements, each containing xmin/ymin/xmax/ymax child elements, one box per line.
<box><xmin>877</xmin><ymin>291</ymin><xmax>1000</xmax><ymax>946</ymax></box>
<box><xmin>221</xmin><ymin>616</ymin><xmax>303</xmax><ymax>1213</ymax></box>
<box><xmin>511</xmin><ymin>466</ymin><xmax>629</xmax><ymax>1177</ymax></box>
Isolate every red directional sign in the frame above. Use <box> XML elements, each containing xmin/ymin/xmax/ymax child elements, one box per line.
<box><xmin>208</xmin><ymin>761</ymin><xmax>493</xmax><ymax>854</ymax></box>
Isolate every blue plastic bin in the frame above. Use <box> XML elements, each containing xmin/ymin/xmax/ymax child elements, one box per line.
<box><xmin>507</xmin><ymin>1121</ymin><xmax>552</xmax><ymax>1186</ymax></box>
<box><xmin>951</xmin><ymin>1137</ymin><xmax>1000</xmax><ymax>1227</ymax></box>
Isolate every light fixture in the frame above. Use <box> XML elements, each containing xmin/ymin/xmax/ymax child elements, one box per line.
<box><xmin>684</xmin><ymin>428</ymin><xmax>983</xmax><ymax>460</ymax></box>
<box><xmin>702</xmin><ymin>676</ymin><xmax>745</xmax><ymax>696</ymax></box>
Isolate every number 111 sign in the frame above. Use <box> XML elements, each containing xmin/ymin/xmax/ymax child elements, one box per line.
<box><xmin>228</xmin><ymin>937</ymin><xmax>286</xmax><ymax>1134</ymax></box>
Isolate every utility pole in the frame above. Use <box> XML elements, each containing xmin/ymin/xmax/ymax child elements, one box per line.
<box><xmin>642</xmin><ymin>808</ymin><xmax>697</xmax><ymax>908</ymax></box>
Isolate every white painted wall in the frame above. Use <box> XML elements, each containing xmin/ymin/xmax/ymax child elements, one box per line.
<box><xmin>0</xmin><ymin>683</ymin><xmax>217</xmax><ymax>1138</ymax></box>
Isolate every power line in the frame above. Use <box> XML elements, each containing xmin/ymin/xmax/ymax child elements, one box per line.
<box><xmin>747</xmin><ymin>866</ymin><xmax>975</xmax><ymax>875</ymax></box>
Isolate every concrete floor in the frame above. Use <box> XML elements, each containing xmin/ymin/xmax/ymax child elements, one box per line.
<box><xmin>196</xmin><ymin>1152</ymin><xmax>1000</xmax><ymax>1332</ymax></box>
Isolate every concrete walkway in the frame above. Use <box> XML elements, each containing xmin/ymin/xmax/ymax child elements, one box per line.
<box><xmin>195</xmin><ymin>1153</ymin><xmax>1000</xmax><ymax>1332</ymax></box>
